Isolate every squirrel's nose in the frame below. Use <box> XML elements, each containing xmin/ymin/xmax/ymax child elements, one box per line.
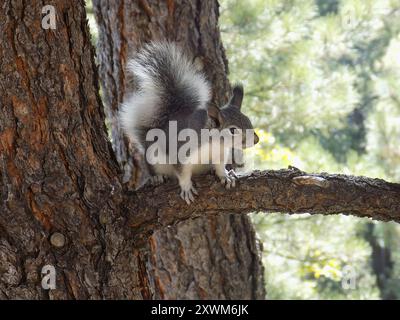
<box><xmin>254</xmin><ymin>133</ymin><xmax>259</xmax><ymax>145</ymax></box>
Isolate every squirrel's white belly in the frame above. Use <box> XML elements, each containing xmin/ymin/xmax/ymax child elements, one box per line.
<box><xmin>152</xmin><ymin>163</ymin><xmax>176</xmax><ymax>176</ymax></box>
<box><xmin>152</xmin><ymin>163</ymin><xmax>212</xmax><ymax>176</ymax></box>
<box><xmin>191</xmin><ymin>164</ymin><xmax>213</xmax><ymax>174</ymax></box>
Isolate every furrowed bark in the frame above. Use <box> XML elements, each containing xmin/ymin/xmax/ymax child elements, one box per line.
<box><xmin>0</xmin><ymin>0</ymin><xmax>143</xmax><ymax>299</ymax></box>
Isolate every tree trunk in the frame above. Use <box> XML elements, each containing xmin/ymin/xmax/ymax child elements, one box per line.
<box><xmin>364</xmin><ymin>223</ymin><xmax>396</xmax><ymax>300</ymax></box>
<box><xmin>0</xmin><ymin>0</ymin><xmax>145</xmax><ymax>299</ymax></box>
<box><xmin>92</xmin><ymin>0</ymin><xmax>265</xmax><ymax>299</ymax></box>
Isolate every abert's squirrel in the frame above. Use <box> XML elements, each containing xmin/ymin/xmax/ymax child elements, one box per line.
<box><xmin>119</xmin><ymin>42</ymin><xmax>259</xmax><ymax>204</ymax></box>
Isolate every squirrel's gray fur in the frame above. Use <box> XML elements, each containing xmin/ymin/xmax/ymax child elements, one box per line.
<box><xmin>119</xmin><ymin>41</ymin><xmax>259</xmax><ymax>204</ymax></box>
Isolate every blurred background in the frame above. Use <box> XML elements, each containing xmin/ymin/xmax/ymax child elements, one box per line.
<box><xmin>87</xmin><ymin>0</ymin><xmax>400</xmax><ymax>299</ymax></box>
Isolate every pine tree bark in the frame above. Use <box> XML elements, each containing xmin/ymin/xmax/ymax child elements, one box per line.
<box><xmin>0</xmin><ymin>0</ymin><xmax>144</xmax><ymax>299</ymax></box>
<box><xmin>92</xmin><ymin>0</ymin><xmax>265</xmax><ymax>299</ymax></box>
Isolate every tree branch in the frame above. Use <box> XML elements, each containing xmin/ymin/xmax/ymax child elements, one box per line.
<box><xmin>124</xmin><ymin>167</ymin><xmax>400</xmax><ymax>241</ymax></box>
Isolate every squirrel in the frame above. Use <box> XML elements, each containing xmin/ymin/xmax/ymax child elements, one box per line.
<box><xmin>119</xmin><ymin>41</ymin><xmax>259</xmax><ymax>204</ymax></box>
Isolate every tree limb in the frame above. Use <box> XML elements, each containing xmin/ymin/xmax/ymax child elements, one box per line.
<box><xmin>124</xmin><ymin>167</ymin><xmax>400</xmax><ymax>241</ymax></box>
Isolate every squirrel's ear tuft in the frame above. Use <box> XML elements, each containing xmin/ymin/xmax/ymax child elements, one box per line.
<box><xmin>207</xmin><ymin>104</ymin><xmax>224</xmax><ymax>127</ymax></box>
<box><xmin>229</xmin><ymin>83</ymin><xmax>244</xmax><ymax>110</ymax></box>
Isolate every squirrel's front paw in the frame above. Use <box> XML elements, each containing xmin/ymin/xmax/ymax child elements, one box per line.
<box><xmin>180</xmin><ymin>182</ymin><xmax>198</xmax><ymax>205</ymax></box>
<box><xmin>219</xmin><ymin>170</ymin><xmax>237</xmax><ymax>189</ymax></box>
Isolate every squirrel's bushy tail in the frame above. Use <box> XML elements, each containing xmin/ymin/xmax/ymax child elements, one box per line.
<box><xmin>119</xmin><ymin>42</ymin><xmax>211</xmax><ymax>141</ymax></box>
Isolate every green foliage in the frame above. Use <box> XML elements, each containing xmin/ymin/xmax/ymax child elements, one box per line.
<box><xmin>220</xmin><ymin>0</ymin><xmax>400</xmax><ymax>299</ymax></box>
<box><xmin>253</xmin><ymin>214</ymin><xmax>380</xmax><ymax>299</ymax></box>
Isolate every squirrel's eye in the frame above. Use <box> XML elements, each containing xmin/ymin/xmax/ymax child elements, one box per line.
<box><xmin>229</xmin><ymin>127</ymin><xmax>239</xmax><ymax>135</ymax></box>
